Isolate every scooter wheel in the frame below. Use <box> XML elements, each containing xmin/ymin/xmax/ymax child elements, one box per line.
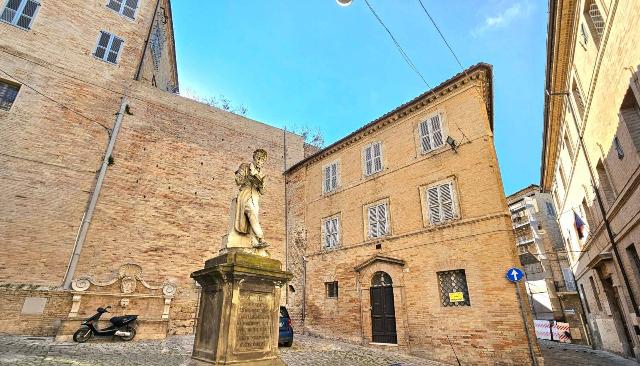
<box><xmin>120</xmin><ymin>326</ymin><xmax>136</xmax><ymax>341</ymax></box>
<box><xmin>73</xmin><ymin>327</ymin><xmax>92</xmax><ymax>343</ymax></box>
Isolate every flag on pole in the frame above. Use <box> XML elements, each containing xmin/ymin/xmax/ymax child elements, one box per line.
<box><xmin>574</xmin><ymin>211</ymin><xmax>586</xmax><ymax>239</ymax></box>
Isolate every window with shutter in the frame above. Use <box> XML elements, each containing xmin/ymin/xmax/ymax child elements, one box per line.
<box><xmin>325</xmin><ymin>281</ymin><xmax>338</xmax><ymax>298</ymax></box>
<box><xmin>106</xmin><ymin>0</ymin><xmax>139</xmax><ymax>20</ymax></box>
<box><xmin>426</xmin><ymin>180</ymin><xmax>458</xmax><ymax>225</ymax></box>
<box><xmin>322</xmin><ymin>161</ymin><xmax>339</xmax><ymax>193</ymax></box>
<box><xmin>0</xmin><ymin>79</ymin><xmax>20</xmax><ymax>111</ymax></box>
<box><xmin>1</xmin><ymin>0</ymin><xmax>39</xmax><ymax>30</ymax></box>
<box><xmin>419</xmin><ymin>114</ymin><xmax>446</xmax><ymax>153</ymax></box>
<box><xmin>322</xmin><ymin>216</ymin><xmax>340</xmax><ymax>249</ymax></box>
<box><xmin>562</xmin><ymin>268</ymin><xmax>577</xmax><ymax>292</ymax></box>
<box><xmin>94</xmin><ymin>31</ymin><xmax>125</xmax><ymax>64</ymax></box>
<box><xmin>363</xmin><ymin>142</ymin><xmax>383</xmax><ymax>176</ymax></box>
<box><xmin>367</xmin><ymin>202</ymin><xmax>389</xmax><ymax>238</ymax></box>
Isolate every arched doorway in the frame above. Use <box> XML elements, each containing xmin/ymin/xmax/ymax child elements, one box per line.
<box><xmin>370</xmin><ymin>271</ymin><xmax>397</xmax><ymax>344</ymax></box>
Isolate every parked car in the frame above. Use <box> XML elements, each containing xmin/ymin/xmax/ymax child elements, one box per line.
<box><xmin>278</xmin><ymin>306</ymin><xmax>293</xmax><ymax>347</ymax></box>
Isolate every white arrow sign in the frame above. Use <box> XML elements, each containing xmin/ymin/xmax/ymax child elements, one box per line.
<box><xmin>510</xmin><ymin>269</ymin><xmax>520</xmax><ymax>281</ymax></box>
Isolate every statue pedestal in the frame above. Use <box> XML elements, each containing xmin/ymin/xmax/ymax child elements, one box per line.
<box><xmin>190</xmin><ymin>250</ymin><xmax>292</xmax><ymax>365</ymax></box>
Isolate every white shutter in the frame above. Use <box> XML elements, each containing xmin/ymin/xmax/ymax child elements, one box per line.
<box><xmin>0</xmin><ymin>0</ymin><xmax>20</xmax><ymax>23</ymax></box>
<box><xmin>324</xmin><ymin>166</ymin><xmax>331</xmax><ymax>193</ymax></box>
<box><xmin>107</xmin><ymin>36</ymin><xmax>124</xmax><ymax>64</ymax></box>
<box><xmin>373</xmin><ymin>143</ymin><xmax>382</xmax><ymax>173</ymax></box>
<box><xmin>331</xmin><ymin>218</ymin><xmax>339</xmax><ymax>247</ymax></box>
<box><xmin>94</xmin><ymin>32</ymin><xmax>111</xmax><ymax>60</ymax></box>
<box><xmin>377</xmin><ymin>204</ymin><xmax>388</xmax><ymax>235</ymax></box>
<box><xmin>427</xmin><ymin>186</ymin><xmax>441</xmax><ymax>224</ymax></box>
<box><xmin>440</xmin><ymin>183</ymin><xmax>454</xmax><ymax>220</ymax></box>
<box><xmin>419</xmin><ymin>120</ymin><xmax>431</xmax><ymax>152</ymax></box>
<box><xmin>331</xmin><ymin>163</ymin><xmax>337</xmax><ymax>191</ymax></box>
<box><xmin>122</xmin><ymin>0</ymin><xmax>139</xmax><ymax>19</ymax></box>
<box><xmin>364</xmin><ymin>146</ymin><xmax>373</xmax><ymax>176</ymax></box>
<box><xmin>431</xmin><ymin>115</ymin><xmax>444</xmax><ymax>148</ymax></box>
<box><xmin>324</xmin><ymin>220</ymin><xmax>332</xmax><ymax>248</ymax></box>
<box><xmin>368</xmin><ymin>206</ymin><xmax>377</xmax><ymax>237</ymax></box>
<box><xmin>106</xmin><ymin>0</ymin><xmax>123</xmax><ymax>12</ymax></box>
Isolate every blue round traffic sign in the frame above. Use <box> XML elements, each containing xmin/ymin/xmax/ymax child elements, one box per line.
<box><xmin>506</xmin><ymin>267</ymin><xmax>524</xmax><ymax>282</ymax></box>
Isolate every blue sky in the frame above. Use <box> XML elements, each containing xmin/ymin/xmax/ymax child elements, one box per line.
<box><xmin>171</xmin><ymin>0</ymin><xmax>546</xmax><ymax>195</ymax></box>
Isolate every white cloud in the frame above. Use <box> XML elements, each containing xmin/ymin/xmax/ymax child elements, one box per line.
<box><xmin>471</xmin><ymin>1</ymin><xmax>534</xmax><ymax>37</ymax></box>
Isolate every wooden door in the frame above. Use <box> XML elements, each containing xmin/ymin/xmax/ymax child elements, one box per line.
<box><xmin>370</xmin><ymin>285</ymin><xmax>397</xmax><ymax>344</ymax></box>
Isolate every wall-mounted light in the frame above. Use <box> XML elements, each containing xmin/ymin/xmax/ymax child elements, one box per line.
<box><xmin>337</xmin><ymin>0</ymin><xmax>353</xmax><ymax>6</ymax></box>
<box><xmin>447</xmin><ymin>136</ymin><xmax>458</xmax><ymax>152</ymax></box>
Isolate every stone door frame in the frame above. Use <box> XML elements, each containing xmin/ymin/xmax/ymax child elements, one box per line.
<box><xmin>354</xmin><ymin>255</ymin><xmax>407</xmax><ymax>348</ymax></box>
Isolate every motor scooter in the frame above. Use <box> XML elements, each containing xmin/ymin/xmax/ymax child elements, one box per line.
<box><xmin>73</xmin><ymin>306</ymin><xmax>138</xmax><ymax>343</ymax></box>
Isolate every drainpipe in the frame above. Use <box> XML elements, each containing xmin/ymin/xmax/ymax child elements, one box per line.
<box><xmin>61</xmin><ymin>98</ymin><xmax>129</xmax><ymax>289</ymax></box>
<box><xmin>283</xmin><ymin>128</ymin><xmax>289</xmax><ymax>304</ymax></box>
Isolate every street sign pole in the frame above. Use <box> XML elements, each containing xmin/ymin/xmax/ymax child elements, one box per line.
<box><xmin>507</xmin><ymin>267</ymin><xmax>538</xmax><ymax>366</ymax></box>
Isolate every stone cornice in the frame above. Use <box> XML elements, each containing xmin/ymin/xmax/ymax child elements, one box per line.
<box><xmin>286</xmin><ymin>63</ymin><xmax>493</xmax><ymax>174</ymax></box>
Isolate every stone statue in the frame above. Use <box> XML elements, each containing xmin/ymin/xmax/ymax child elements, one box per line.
<box><xmin>223</xmin><ymin>149</ymin><xmax>270</xmax><ymax>253</ymax></box>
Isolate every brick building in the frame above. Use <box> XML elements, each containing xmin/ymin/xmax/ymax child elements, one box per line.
<box><xmin>507</xmin><ymin>185</ymin><xmax>588</xmax><ymax>344</ymax></box>
<box><xmin>1</xmin><ymin>1</ymin><xmax>541</xmax><ymax>364</ymax></box>
<box><xmin>284</xmin><ymin>64</ymin><xmax>542</xmax><ymax>365</ymax></box>
<box><xmin>0</xmin><ymin>0</ymin><xmax>305</xmax><ymax>339</ymax></box>
<box><xmin>541</xmin><ymin>0</ymin><xmax>640</xmax><ymax>359</ymax></box>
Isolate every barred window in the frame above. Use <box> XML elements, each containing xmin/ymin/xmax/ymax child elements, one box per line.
<box><xmin>363</xmin><ymin>142</ymin><xmax>382</xmax><ymax>176</ymax></box>
<box><xmin>418</xmin><ymin>113</ymin><xmax>445</xmax><ymax>153</ymax></box>
<box><xmin>322</xmin><ymin>216</ymin><xmax>339</xmax><ymax>249</ymax></box>
<box><xmin>106</xmin><ymin>0</ymin><xmax>139</xmax><ymax>20</ymax></box>
<box><xmin>94</xmin><ymin>31</ymin><xmax>124</xmax><ymax>64</ymax></box>
<box><xmin>426</xmin><ymin>180</ymin><xmax>457</xmax><ymax>225</ymax></box>
<box><xmin>367</xmin><ymin>202</ymin><xmax>389</xmax><ymax>239</ymax></box>
<box><xmin>325</xmin><ymin>281</ymin><xmax>338</xmax><ymax>299</ymax></box>
<box><xmin>0</xmin><ymin>0</ymin><xmax>40</xmax><ymax>30</ymax></box>
<box><xmin>586</xmin><ymin>1</ymin><xmax>605</xmax><ymax>37</ymax></box>
<box><xmin>437</xmin><ymin>269</ymin><xmax>470</xmax><ymax>307</ymax></box>
<box><xmin>0</xmin><ymin>79</ymin><xmax>20</xmax><ymax>111</ymax></box>
<box><xmin>149</xmin><ymin>20</ymin><xmax>165</xmax><ymax>71</ymax></box>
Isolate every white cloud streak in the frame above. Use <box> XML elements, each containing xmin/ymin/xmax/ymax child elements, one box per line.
<box><xmin>471</xmin><ymin>1</ymin><xmax>534</xmax><ymax>37</ymax></box>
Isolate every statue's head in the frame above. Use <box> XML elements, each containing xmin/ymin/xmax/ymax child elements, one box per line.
<box><xmin>253</xmin><ymin>149</ymin><xmax>268</xmax><ymax>169</ymax></box>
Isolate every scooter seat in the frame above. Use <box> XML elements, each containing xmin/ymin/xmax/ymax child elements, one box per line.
<box><xmin>109</xmin><ymin>315</ymin><xmax>138</xmax><ymax>326</ymax></box>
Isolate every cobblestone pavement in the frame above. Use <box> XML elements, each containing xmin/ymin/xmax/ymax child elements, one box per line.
<box><xmin>539</xmin><ymin>340</ymin><xmax>639</xmax><ymax>366</ymax></box>
<box><xmin>2</xmin><ymin>334</ymin><xmax>638</xmax><ymax>366</ymax></box>
<box><xmin>0</xmin><ymin>334</ymin><xmax>439</xmax><ymax>366</ymax></box>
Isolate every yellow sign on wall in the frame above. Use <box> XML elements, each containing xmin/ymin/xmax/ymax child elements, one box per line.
<box><xmin>448</xmin><ymin>292</ymin><xmax>464</xmax><ymax>302</ymax></box>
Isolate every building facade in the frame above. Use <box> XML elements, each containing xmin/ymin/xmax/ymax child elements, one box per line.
<box><xmin>507</xmin><ymin>185</ymin><xmax>589</xmax><ymax>344</ymax></box>
<box><xmin>0</xmin><ymin>0</ymin><xmax>306</xmax><ymax>339</ymax></box>
<box><xmin>542</xmin><ymin>0</ymin><xmax>640</xmax><ymax>359</ymax></box>
<box><xmin>285</xmin><ymin>64</ymin><xmax>542</xmax><ymax>365</ymax></box>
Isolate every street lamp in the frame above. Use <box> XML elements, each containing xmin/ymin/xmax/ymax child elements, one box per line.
<box><xmin>336</xmin><ymin>0</ymin><xmax>352</xmax><ymax>6</ymax></box>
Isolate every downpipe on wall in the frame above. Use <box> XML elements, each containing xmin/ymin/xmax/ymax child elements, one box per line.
<box><xmin>61</xmin><ymin>98</ymin><xmax>129</xmax><ymax>290</ymax></box>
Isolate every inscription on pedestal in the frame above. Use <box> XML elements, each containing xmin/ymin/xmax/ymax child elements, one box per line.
<box><xmin>235</xmin><ymin>291</ymin><xmax>273</xmax><ymax>352</ymax></box>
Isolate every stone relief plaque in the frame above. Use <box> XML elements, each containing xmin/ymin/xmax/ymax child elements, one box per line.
<box><xmin>235</xmin><ymin>291</ymin><xmax>273</xmax><ymax>353</ymax></box>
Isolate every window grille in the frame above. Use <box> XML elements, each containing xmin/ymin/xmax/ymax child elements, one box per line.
<box><xmin>363</xmin><ymin>142</ymin><xmax>382</xmax><ymax>176</ymax></box>
<box><xmin>323</xmin><ymin>162</ymin><xmax>338</xmax><ymax>193</ymax></box>
<box><xmin>419</xmin><ymin>114</ymin><xmax>444</xmax><ymax>153</ymax></box>
<box><xmin>588</xmin><ymin>2</ymin><xmax>605</xmax><ymax>37</ymax></box>
<box><xmin>94</xmin><ymin>31</ymin><xmax>124</xmax><ymax>64</ymax></box>
<box><xmin>367</xmin><ymin>202</ymin><xmax>388</xmax><ymax>238</ymax></box>
<box><xmin>437</xmin><ymin>269</ymin><xmax>470</xmax><ymax>307</ymax></box>
<box><xmin>1</xmin><ymin>0</ymin><xmax>39</xmax><ymax>30</ymax></box>
<box><xmin>572</xmin><ymin>80</ymin><xmax>586</xmax><ymax>120</ymax></box>
<box><xmin>106</xmin><ymin>0</ymin><xmax>139</xmax><ymax>20</ymax></box>
<box><xmin>426</xmin><ymin>181</ymin><xmax>456</xmax><ymax>225</ymax></box>
<box><xmin>322</xmin><ymin>216</ymin><xmax>339</xmax><ymax>249</ymax></box>
<box><xmin>613</xmin><ymin>136</ymin><xmax>624</xmax><ymax>160</ymax></box>
<box><xmin>0</xmin><ymin>80</ymin><xmax>20</xmax><ymax>111</ymax></box>
<box><xmin>325</xmin><ymin>281</ymin><xmax>338</xmax><ymax>298</ymax></box>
